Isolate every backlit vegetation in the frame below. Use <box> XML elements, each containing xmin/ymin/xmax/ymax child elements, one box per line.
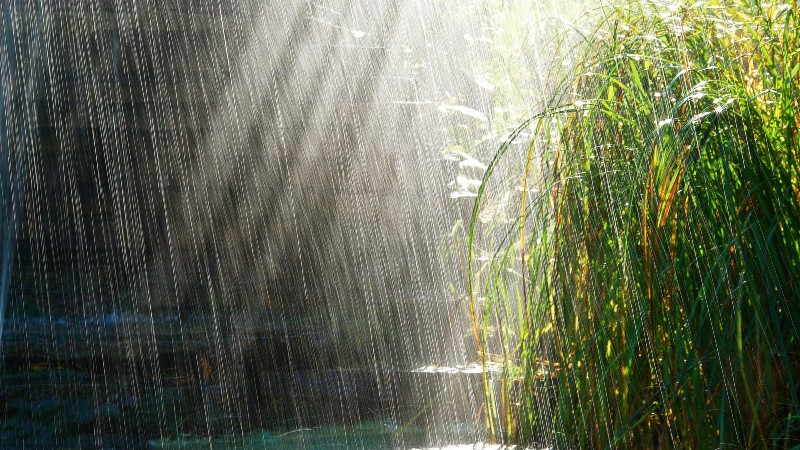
<box><xmin>469</xmin><ymin>0</ymin><xmax>800</xmax><ymax>447</ymax></box>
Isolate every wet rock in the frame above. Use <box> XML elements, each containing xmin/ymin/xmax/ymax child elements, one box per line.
<box><xmin>91</xmin><ymin>432</ymin><xmax>135</xmax><ymax>450</ymax></box>
<box><xmin>96</xmin><ymin>403</ymin><xmax>122</xmax><ymax>420</ymax></box>
<box><xmin>120</xmin><ymin>395</ymin><xmax>138</xmax><ymax>411</ymax></box>
<box><xmin>32</xmin><ymin>395</ymin><xmax>65</xmax><ymax>419</ymax></box>
<box><xmin>59</xmin><ymin>399</ymin><xmax>97</xmax><ymax>431</ymax></box>
<box><xmin>0</xmin><ymin>417</ymin><xmax>37</xmax><ymax>440</ymax></box>
<box><xmin>26</xmin><ymin>432</ymin><xmax>56</xmax><ymax>449</ymax></box>
<box><xmin>7</xmin><ymin>398</ymin><xmax>37</xmax><ymax>414</ymax></box>
<box><xmin>0</xmin><ymin>421</ymin><xmax>53</xmax><ymax>449</ymax></box>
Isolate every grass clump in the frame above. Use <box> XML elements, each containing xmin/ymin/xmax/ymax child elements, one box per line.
<box><xmin>469</xmin><ymin>0</ymin><xmax>800</xmax><ymax>448</ymax></box>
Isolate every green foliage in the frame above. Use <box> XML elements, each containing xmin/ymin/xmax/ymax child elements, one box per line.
<box><xmin>469</xmin><ymin>0</ymin><xmax>800</xmax><ymax>447</ymax></box>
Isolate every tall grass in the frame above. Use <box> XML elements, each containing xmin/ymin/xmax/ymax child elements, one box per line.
<box><xmin>469</xmin><ymin>0</ymin><xmax>800</xmax><ymax>447</ymax></box>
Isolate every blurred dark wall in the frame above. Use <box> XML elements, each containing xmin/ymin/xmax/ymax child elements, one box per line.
<box><xmin>5</xmin><ymin>0</ymin><xmax>484</xmax><ymax>367</ymax></box>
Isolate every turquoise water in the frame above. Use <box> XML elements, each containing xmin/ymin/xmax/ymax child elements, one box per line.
<box><xmin>0</xmin><ymin>362</ymin><xmax>484</xmax><ymax>449</ymax></box>
<box><xmin>149</xmin><ymin>422</ymin><xmax>427</xmax><ymax>450</ymax></box>
<box><xmin>148</xmin><ymin>422</ymin><xmax>506</xmax><ymax>450</ymax></box>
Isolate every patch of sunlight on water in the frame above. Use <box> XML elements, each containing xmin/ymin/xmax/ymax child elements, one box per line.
<box><xmin>412</xmin><ymin>364</ymin><xmax>502</xmax><ymax>374</ymax></box>
<box><xmin>413</xmin><ymin>446</ymin><xmax>539</xmax><ymax>450</ymax></box>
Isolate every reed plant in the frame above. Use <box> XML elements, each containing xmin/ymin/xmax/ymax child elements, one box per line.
<box><xmin>468</xmin><ymin>0</ymin><xmax>800</xmax><ymax>448</ymax></box>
